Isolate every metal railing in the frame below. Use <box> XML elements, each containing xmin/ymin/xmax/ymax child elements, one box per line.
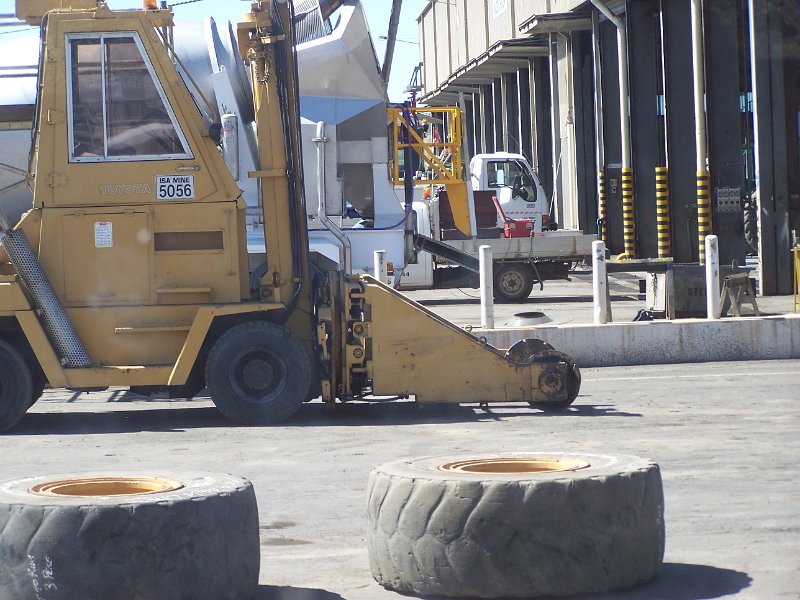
<box><xmin>388</xmin><ymin>105</ymin><xmax>462</xmax><ymax>186</ymax></box>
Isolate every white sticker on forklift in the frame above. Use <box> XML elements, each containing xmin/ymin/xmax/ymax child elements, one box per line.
<box><xmin>95</xmin><ymin>221</ymin><xmax>113</xmax><ymax>248</ymax></box>
<box><xmin>156</xmin><ymin>175</ymin><xmax>195</xmax><ymax>200</ymax></box>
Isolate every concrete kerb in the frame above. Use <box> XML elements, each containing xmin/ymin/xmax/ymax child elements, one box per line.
<box><xmin>479</xmin><ymin>314</ymin><xmax>800</xmax><ymax>368</ymax></box>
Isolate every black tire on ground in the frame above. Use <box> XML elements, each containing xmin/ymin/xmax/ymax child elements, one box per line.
<box><xmin>368</xmin><ymin>452</ymin><xmax>665</xmax><ymax>598</ymax></box>
<box><xmin>205</xmin><ymin>320</ymin><xmax>311</xmax><ymax>425</ymax></box>
<box><xmin>0</xmin><ymin>339</ymin><xmax>33</xmax><ymax>432</ymax></box>
<box><xmin>493</xmin><ymin>263</ymin><xmax>534</xmax><ymax>303</ymax></box>
<box><xmin>0</xmin><ymin>471</ymin><xmax>260</xmax><ymax>600</ymax></box>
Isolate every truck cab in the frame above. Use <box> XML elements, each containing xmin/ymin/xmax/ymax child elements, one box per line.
<box><xmin>470</xmin><ymin>153</ymin><xmax>548</xmax><ymax>232</ymax></box>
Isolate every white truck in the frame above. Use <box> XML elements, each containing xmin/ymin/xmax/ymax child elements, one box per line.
<box><xmin>396</xmin><ymin>153</ymin><xmax>596</xmax><ymax>302</ymax></box>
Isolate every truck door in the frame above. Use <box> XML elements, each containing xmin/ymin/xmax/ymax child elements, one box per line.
<box><xmin>483</xmin><ymin>158</ymin><xmax>543</xmax><ymax>230</ymax></box>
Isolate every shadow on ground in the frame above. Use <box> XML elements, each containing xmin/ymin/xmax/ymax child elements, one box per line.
<box><xmin>12</xmin><ymin>397</ymin><xmax>641</xmax><ymax>435</ymax></box>
<box><xmin>439</xmin><ymin>564</ymin><xmax>752</xmax><ymax>600</ymax></box>
<box><xmin>626</xmin><ymin>563</ymin><xmax>752</xmax><ymax>599</ymax></box>
<box><xmin>254</xmin><ymin>563</ymin><xmax>750</xmax><ymax>599</ymax></box>
<box><xmin>256</xmin><ymin>586</ymin><xmax>344</xmax><ymax>600</ymax></box>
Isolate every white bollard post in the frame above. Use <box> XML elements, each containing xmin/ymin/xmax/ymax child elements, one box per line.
<box><xmin>479</xmin><ymin>245</ymin><xmax>494</xmax><ymax>329</ymax></box>
<box><xmin>592</xmin><ymin>240</ymin><xmax>608</xmax><ymax>325</ymax></box>
<box><xmin>705</xmin><ymin>235</ymin><xmax>720</xmax><ymax>319</ymax></box>
<box><xmin>374</xmin><ymin>250</ymin><xmax>387</xmax><ymax>284</ymax></box>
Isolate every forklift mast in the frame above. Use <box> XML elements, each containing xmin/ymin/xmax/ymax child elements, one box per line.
<box><xmin>235</xmin><ymin>1</ymin><xmax>312</xmax><ymax>313</ymax></box>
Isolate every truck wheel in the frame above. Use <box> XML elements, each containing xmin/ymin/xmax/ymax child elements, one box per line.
<box><xmin>0</xmin><ymin>471</ymin><xmax>259</xmax><ymax>600</ymax></box>
<box><xmin>368</xmin><ymin>453</ymin><xmax>664</xmax><ymax>599</ymax></box>
<box><xmin>493</xmin><ymin>264</ymin><xmax>534</xmax><ymax>303</ymax></box>
<box><xmin>206</xmin><ymin>320</ymin><xmax>311</xmax><ymax>425</ymax></box>
<box><xmin>0</xmin><ymin>339</ymin><xmax>33</xmax><ymax>432</ymax></box>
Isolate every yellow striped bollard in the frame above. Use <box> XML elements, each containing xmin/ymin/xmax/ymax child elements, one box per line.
<box><xmin>697</xmin><ymin>170</ymin><xmax>712</xmax><ymax>264</ymax></box>
<box><xmin>622</xmin><ymin>167</ymin><xmax>636</xmax><ymax>258</ymax></box>
<box><xmin>598</xmin><ymin>170</ymin><xmax>607</xmax><ymax>243</ymax></box>
<box><xmin>655</xmin><ymin>167</ymin><xmax>672</xmax><ymax>258</ymax></box>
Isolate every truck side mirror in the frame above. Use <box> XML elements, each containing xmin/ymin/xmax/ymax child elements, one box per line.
<box><xmin>208</xmin><ymin>123</ymin><xmax>222</xmax><ymax>145</ymax></box>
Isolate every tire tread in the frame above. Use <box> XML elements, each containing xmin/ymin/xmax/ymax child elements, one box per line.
<box><xmin>0</xmin><ymin>473</ymin><xmax>259</xmax><ymax>600</ymax></box>
<box><xmin>368</xmin><ymin>456</ymin><xmax>664</xmax><ymax>598</ymax></box>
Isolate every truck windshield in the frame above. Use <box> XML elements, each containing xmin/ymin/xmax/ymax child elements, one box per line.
<box><xmin>486</xmin><ymin>160</ymin><xmax>529</xmax><ymax>188</ymax></box>
<box><xmin>66</xmin><ymin>32</ymin><xmax>191</xmax><ymax>162</ymax></box>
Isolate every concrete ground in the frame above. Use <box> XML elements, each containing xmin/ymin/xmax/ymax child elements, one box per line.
<box><xmin>2</xmin><ymin>276</ymin><xmax>798</xmax><ymax>599</ymax></box>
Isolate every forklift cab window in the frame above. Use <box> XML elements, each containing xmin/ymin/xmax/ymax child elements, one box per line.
<box><xmin>67</xmin><ymin>33</ymin><xmax>192</xmax><ymax>162</ymax></box>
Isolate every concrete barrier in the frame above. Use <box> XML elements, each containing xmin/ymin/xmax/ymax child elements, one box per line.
<box><xmin>480</xmin><ymin>315</ymin><xmax>800</xmax><ymax>368</ymax></box>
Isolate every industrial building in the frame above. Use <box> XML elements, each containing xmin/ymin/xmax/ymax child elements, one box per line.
<box><xmin>416</xmin><ymin>0</ymin><xmax>799</xmax><ymax>294</ymax></box>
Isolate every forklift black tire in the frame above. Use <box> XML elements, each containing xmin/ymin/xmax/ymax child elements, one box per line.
<box><xmin>493</xmin><ymin>264</ymin><xmax>534</xmax><ymax>303</ymax></box>
<box><xmin>367</xmin><ymin>452</ymin><xmax>665</xmax><ymax>599</ymax></box>
<box><xmin>29</xmin><ymin>376</ymin><xmax>47</xmax><ymax>408</ymax></box>
<box><xmin>0</xmin><ymin>471</ymin><xmax>260</xmax><ymax>600</ymax></box>
<box><xmin>206</xmin><ymin>320</ymin><xmax>311</xmax><ymax>425</ymax></box>
<box><xmin>0</xmin><ymin>340</ymin><xmax>33</xmax><ymax>432</ymax></box>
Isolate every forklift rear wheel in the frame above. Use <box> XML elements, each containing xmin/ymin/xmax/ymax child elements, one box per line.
<box><xmin>0</xmin><ymin>339</ymin><xmax>33</xmax><ymax>432</ymax></box>
<box><xmin>367</xmin><ymin>452</ymin><xmax>664</xmax><ymax>598</ymax></box>
<box><xmin>206</xmin><ymin>321</ymin><xmax>311</xmax><ymax>425</ymax></box>
<box><xmin>494</xmin><ymin>264</ymin><xmax>534</xmax><ymax>303</ymax></box>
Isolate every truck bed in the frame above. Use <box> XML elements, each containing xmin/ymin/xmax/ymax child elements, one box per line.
<box><xmin>435</xmin><ymin>189</ymin><xmax>594</xmax><ymax>261</ymax></box>
<box><xmin>442</xmin><ymin>230</ymin><xmax>595</xmax><ymax>262</ymax></box>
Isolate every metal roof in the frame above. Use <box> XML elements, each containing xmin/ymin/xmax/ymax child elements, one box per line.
<box><xmin>518</xmin><ymin>12</ymin><xmax>593</xmax><ymax>35</ymax></box>
<box><xmin>420</xmin><ymin>38</ymin><xmax>548</xmax><ymax>105</ymax></box>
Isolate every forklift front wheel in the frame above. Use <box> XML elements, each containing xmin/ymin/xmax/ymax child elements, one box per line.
<box><xmin>0</xmin><ymin>339</ymin><xmax>34</xmax><ymax>432</ymax></box>
<box><xmin>205</xmin><ymin>321</ymin><xmax>311</xmax><ymax>425</ymax></box>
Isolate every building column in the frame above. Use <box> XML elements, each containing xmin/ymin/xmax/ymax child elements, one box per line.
<box><xmin>532</xmin><ymin>56</ymin><xmax>553</xmax><ymax>199</ymax></box>
<box><xmin>749</xmin><ymin>0</ymin><xmax>794</xmax><ymax>293</ymax></box>
<box><xmin>628</xmin><ymin>0</ymin><xmax>661</xmax><ymax>258</ymax></box>
<box><xmin>662</xmin><ymin>0</ymin><xmax>697</xmax><ymax>263</ymax></box>
<box><xmin>705</xmin><ymin>0</ymin><xmax>747</xmax><ymax>265</ymax></box>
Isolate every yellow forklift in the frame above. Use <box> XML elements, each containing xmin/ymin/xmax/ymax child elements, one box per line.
<box><xmin>0</xmin><ymin>0</ymin><xmax>580</xmax><ymax>432</ymax></box>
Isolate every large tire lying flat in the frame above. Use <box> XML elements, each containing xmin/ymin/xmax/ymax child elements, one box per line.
<box><xmin>368</xmin><ymin>452</ymin><xmax>664</xmax><ymax>598</ymax></box>
<box><xmin>0</xmin><ymin>471</ymin><xmax>260</xmax><ymax>600</ymax></box>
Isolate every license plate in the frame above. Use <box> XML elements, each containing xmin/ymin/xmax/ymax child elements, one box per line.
<box><xmin>156</xmin><ymin>175</ymin><xmax>195</xmax><ymax>200</ymax></box>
